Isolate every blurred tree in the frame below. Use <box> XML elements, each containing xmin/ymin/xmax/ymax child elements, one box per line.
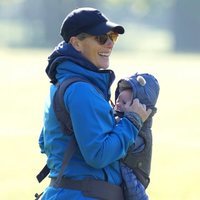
<box><xmin>21</xmin><ymin>0</ymin><xmax>100</xmax><ymax>47</ymax></box>
<box><xmin>3</xmin><ymin>0</ymin><xmax>200</xmax><ymax>51</ymax></box>
<box><xmin>172</xmin><ymin>0</ymin><xmax>200</xmax><ymax>52</ymax></box>
<box><xmin>39</xmin><ymin>0</ymin><xmax>68</xmax><ymax>46</ymax></box>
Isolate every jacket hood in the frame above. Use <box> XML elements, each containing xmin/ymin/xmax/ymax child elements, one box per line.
<box><xmin>115</xmin><ymin>73</ymin><xmax>160</xmax><ymax>109</ymax></box>
<box><xmin>46</xmin><ymin>41</ymin><xmax>113</xmax><ymax>84</ymax></box>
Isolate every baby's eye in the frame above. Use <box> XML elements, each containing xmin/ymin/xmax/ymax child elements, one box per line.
<box><xmin>122</xmin><ymin>100</ymin><xmax>126</xmax><ymax>105</ymax></box>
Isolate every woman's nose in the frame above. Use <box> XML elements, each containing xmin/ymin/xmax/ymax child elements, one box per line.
<box><xmin>105</xmin><ymin>38</ymin><xmax>114</xmax><ymax>48</ymax></box>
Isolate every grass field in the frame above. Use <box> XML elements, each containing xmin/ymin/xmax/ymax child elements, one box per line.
<box><xmin>0</xmin><ymin>48</ymin><xmax>200</xmax><ymax>200</ymax></box>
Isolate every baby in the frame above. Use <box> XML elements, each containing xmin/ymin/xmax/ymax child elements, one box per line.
<box><xmin>114</xmin><ymin>73</ymin><xmax>160</xmax><ymax>200</ymax></box>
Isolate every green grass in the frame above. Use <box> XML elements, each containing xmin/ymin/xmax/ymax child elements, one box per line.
<box><xmin>1</xmin><ymin>48</ymin><xmax>200</xmax><ymax>200</ymax></box>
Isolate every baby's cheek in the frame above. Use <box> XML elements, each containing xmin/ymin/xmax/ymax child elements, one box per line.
<box><xmin>116</xmin><ymin>104</ymin><xmax>124</xmax><ymax>112</ymax></box>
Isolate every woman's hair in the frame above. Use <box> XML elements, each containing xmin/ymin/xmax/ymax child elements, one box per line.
<box><xmin>76</xmin><ymin>33</ymin><xmax>90</xmax><ymax>41</ymax></box>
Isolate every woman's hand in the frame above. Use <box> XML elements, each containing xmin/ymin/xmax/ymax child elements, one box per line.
<box><xmin>124</xmin><ymin>98</ymin><xmax>152</xmax><ymax>122</ymax></box>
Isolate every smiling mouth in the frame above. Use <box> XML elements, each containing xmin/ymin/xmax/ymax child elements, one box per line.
<box><xmin>98</xmin><ymin>52</ymin><xmax>110</xmax><ymax>57</ymax></box>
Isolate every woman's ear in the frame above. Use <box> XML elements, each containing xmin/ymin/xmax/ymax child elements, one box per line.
<box><xmin>69</xmin><ymin>37</ymin><xmax>81</xmax><ymax>51</ymax></box>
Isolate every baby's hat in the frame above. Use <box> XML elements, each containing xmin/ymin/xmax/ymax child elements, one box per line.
<box><xmin>115</xmin><ymin>73</ymin><xmax>160</xmax><ymax>109</ymax></box>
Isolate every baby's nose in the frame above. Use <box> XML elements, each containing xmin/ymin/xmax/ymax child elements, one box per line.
<box><xmin>115</xmin><ymin>103</ymin><xmax>122</xmax><ymax>111</ymax></box>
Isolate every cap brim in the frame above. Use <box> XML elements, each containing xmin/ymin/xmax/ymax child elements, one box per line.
<box><xmin>106</xmin><ymin>21</ymin><xmax>125</xmax><ymax>34</ymax></box>
<box><xmin>85</xmin><ymin>21</ymin><xmax>125</xmax><ymax>35</ymax></box>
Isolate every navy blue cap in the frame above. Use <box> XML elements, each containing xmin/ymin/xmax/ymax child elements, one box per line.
<box><xmin>115</xmin><ymin>73</ymin><xmax>160</xmax><ymax>109</ymax></box>
<box><xmin>60</xmin><ymin>7</ymin><xmax>125</xmax><ymax>43</ymax></box>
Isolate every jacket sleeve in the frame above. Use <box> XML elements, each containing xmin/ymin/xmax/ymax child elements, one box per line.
<box><xmin>65</xmin><ymin>82</ymin><xmax>139</xmax><ymax>168</ymax></box>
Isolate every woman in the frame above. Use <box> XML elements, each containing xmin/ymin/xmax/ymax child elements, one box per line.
<box><xmin>38</xmin><ymin>7</ymin><xmax>151</xmax><ymax>200</ymax></box>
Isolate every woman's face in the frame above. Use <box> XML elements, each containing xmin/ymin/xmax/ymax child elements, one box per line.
<box><xmin>76</xmin><ymin>32</ymin><xmax>116</xmax><ymax>69</ymax></box>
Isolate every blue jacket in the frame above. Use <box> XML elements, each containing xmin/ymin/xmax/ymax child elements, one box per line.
<box><xmin>39</xmin><ymin>42</ymin><xmax>139</xmax><ymax>199</ymax></box>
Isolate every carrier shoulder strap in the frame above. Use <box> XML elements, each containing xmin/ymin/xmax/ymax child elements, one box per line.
<box><xmin>53</xmin><ymin>77</ymin><xmax>94</xmax><ymax>135</ymax></box>
<box><xmin>36</xmin><ymin>77</ymin><xmax>103</xmax><ymax>183</ymax></box>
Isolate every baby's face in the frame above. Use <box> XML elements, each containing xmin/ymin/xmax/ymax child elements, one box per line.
<box><xmin>115</xmin><ymin>89</ymin><xmax>133</xmax><ymax>112</ymax></box>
